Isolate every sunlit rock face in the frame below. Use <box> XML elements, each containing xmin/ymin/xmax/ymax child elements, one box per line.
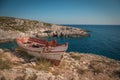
<box><xmin>0</xmin><ymin>17</ymin><xmax>89</xmax><ymax>40</ymax></box>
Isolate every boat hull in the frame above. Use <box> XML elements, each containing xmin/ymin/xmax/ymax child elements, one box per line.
<box><xmin>26</xmin><ymin>50</ymin><xmax>64</xmax><ymax>60</ymax></box>
<box><xmin>16</xmin><ymin>37</ymin><xmax>68</xmax><ymax>62</ymax></box>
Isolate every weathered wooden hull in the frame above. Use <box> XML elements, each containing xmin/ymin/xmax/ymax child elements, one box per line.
<box><xmin>16</xmin><ymin>37</ymin><xmax>68</xmax><ymax>61</ymax></box>
<box><xmin>26</xmin><ymin>50</ymin><xmax>64</xmax><ymax>60</ymax></box>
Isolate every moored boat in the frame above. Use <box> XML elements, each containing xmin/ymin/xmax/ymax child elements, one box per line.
<box><xmin>16</xmin><ymin>37</ymin><xmax>68</xmax><ymax>65</ymax></box>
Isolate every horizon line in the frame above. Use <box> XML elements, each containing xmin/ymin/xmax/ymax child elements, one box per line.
<box><xmin>59</xmin><ymin>24</ymin><xmax>120</xmax><ymax>26</ymax></box>
<box><xmin>0</xmin><ymin>16</ymin><xmax>120</xmax><ymax>26</ymax></box>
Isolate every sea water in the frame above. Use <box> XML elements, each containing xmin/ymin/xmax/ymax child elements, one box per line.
<box><xmin>0</xmin><ymin>25</ymin><xmax>120</xmax><ymax>60</ymax></box>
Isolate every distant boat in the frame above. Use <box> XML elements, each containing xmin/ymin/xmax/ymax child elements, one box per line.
<box><xmin>16</xmin><ymin>37</ymin><xmax>68</xmax><ymax>65</ymax></box>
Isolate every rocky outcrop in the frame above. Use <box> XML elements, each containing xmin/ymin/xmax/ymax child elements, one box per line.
<box><xmin>49</xmin><ymin>25</ymin><xmax>88</xmax><ymax>38</ymax></box>
<box><xmin>0</xmin><ymin>17</ymin><xmax>89</xmax><ymax>41</ymax></box>
<box><xmin>0</xmin><ymin>49</ymin><xmax>120</xmax><ymax>80</ymax></box>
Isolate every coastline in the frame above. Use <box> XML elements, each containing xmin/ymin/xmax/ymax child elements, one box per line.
<box><xmin>0</xmin><ymin>17</ymin><xmax>89</xmax><ymax>41</ymax></box>
<box><xmin>0</xmin><ymin>17</ymin><xmax>120</xmax><ymax>80</ymax></box>
<box><xmin>0</xmin><ymin>49</ymin><xmax>120</xmax><ymax>80</ymax></box>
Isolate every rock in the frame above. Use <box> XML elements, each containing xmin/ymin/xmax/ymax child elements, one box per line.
<box><xmin>36</xmin><ymin>71</ymin><xmax>55</xmax><ymax>80</ymax></box>
<box><xmin>31</xmin><ymin>62</ymin><xmax>36</xmax><ymax>66</ymax></box>
<box><xmin>55</xmin><ymin>75</ymin><xmax>64</xmax><ymax>80</ymax></box>
<box><xmin>0</xmin><ymin>17</ymin><xmax>89</xmax><ymax>41</ymax></box>
<box><xmin>0</xmin><ymin>49</ymin><xmax>4</xmax><ymax>53</ymax></box>
<box><xmin>19</xmin><ymin>58</ymin><xmax>25</xmax><ymax>62</ymax></box>
<box><xmin>49</xmin><ymin>67</ymin><xmax>55</xmax><ymax>72</ymax></box>
<box><xmin>24</xmin><ymin>68</ymin><xmax>37</xmax><ymax>80</ymax></box>
<box><xmin>50</xmin><ymin>25</ymin><xmax>89</xmax><ymax>38</ymax></box>
<box><xmin>0</xmin><ymin>68</ymin><xmax>24</xmax><ymax>80</ymax></box>
<box><xmin>3</xmin><ymin>52</ymin><xmax>20</xmax><ymax>62</ymax></box>
<box><xmin>0</xmin><ymin>50</ymin><xmax>120</xmax><ymax>80</ymax></box>
<box><xmin>30</xmin><ymin>57</ymin><xmax>38</xmax><ymax>62</ymax></box>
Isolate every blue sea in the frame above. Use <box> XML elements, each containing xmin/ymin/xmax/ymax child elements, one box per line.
<box><xmin>0</xmin><ymin>25</ymin><xmax>120</xmax><ymax>61</ymax></box>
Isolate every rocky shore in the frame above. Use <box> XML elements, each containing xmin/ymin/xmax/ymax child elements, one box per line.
<box><xmin>0</xmin><ymin>49</ymin><xmax>120</xmax><ymax>80</ymax></box>
<box><xmin>0</xmin><ymin>16</ymin><xmax>89</xmax><ymax>41</ymax></box>
<box><xmin>0</xmin><ymin>16</ymin><xmax>119</xmax><ymax>80</ymax></box>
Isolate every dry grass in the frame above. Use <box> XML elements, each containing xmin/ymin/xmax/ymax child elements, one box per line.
<box><xmin>70</xmin><ymin>53</ymin><xmax>81</xmax><ymax>60</ymax></box>
<box><xmin>15</xmin><ymin>48</ymin><xmax>53</xmax><ymax>71</ymax></box>
<box><xmin>0</xmin><ymin>59</ymin><xmax>11</xmax><ymax>70</ymax></box>
<box><xmin>32</xmin><ymin>58</ymin><xmax>52</xmax><ymax>71</ymax></box>
<box><xmin>0</xmin><ymin>54</ymin><xmax>11</xmax><ymax>70</ymax></box>
<box><xmin>0</xmin><ymin>16</ymin><xmax>52</xmax><ymax>32</ymax></box>
<box><xmin>89</xmin><ymin>60</ymin><xmax>107</xmax><ymax>75</ymax></box>
<box><xmin>15</xmin><ymin>48</ymin><xmax>52</xmax><ymax>71</ymax></box>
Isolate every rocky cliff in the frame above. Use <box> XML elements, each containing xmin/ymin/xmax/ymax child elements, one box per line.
<box><xmin>0</xmin><ymin>49</ymin><xmax>120</xmax><ymax>80</ymax></box>
<box><xmin>0</xmin><ymin>16</ymin><xmax>89</xmax><ymax>41</ymax></box>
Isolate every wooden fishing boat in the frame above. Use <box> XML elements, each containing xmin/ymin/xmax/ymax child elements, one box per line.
<box><xmin>16</xmin><ymin>37</ymin><xmax>68</xmax><ymax>65</ymax></box>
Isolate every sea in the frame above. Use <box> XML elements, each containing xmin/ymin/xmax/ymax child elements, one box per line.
<box><xmin>0</xmin><ymin>25</ymin><xmax>120</xmax><ymax>61</ymax></box>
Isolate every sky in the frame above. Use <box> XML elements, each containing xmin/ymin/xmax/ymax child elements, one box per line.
<box><xmin>0</xmin><ymin>0</ymin><xmax>120</xmax><ymax>25</ymax></box>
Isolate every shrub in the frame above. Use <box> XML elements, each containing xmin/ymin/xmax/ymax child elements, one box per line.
<box><xmin>89</xmin><ymin>60</ymin><xmax>105</xmax><ymax>75</ymax></box>
<box><xmin>43</xmin><ymin>23</ymin><xmax>52</xmax><ymax>27</ymax></box>
<box><xmin>0</xmin><ymin>59</ymin><xmax>11</xmax><ymax>70</ymax></box>
<box><xmin>70</xmin><ymin>53</ymin><xmax>81</xmax><ymax>60</ymax></box>
<box><xmin>0</xmin><ymin>52</ymin><xmax>11</xmax><ymax>70</ymax></box>
<box><xmin>33</xmin><ymin>58</ymin><xmax>52</xmax><ymax>71</ymax></box>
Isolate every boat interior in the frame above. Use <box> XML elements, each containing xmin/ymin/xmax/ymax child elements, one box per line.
<box><xmin>17</xmin><ymin>38</ymin><xmax>66</xmax><ymax>48</ymax></box>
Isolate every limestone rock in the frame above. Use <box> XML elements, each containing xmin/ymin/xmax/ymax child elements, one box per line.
<box><xmin>0</xmin><ymin>49</ymin><xmax>119</xmax><ymax>80</ymax></box>
<box><xmin>0</xmin><ymin>17</ymin><xmax>89</xmax><ymax>41</ymax></box>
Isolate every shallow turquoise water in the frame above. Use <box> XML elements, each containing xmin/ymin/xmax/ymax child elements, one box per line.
<box><xmin>0</xmin><ymin>41</ymin><xmax>17</xmax><ymax>50</ymax></box>
<box><xmin>0</xmin><ymin>25</ymin><xmax>120</xmax><ymax>60</ymax></box>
